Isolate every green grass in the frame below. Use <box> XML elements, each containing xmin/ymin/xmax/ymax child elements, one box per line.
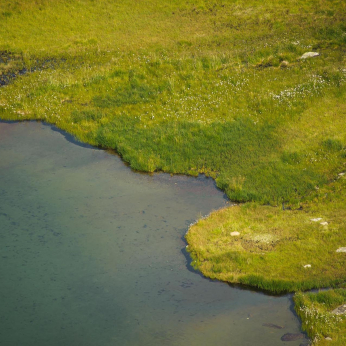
<box><xmin>1</xmin><ymin>49</ymin><xmax>345</xmax><ymax>203</ymax></box>
<box><xmin>294</xmin><ymin>289</ymin><xmax>346</xmax><ymax>345</ymax></box>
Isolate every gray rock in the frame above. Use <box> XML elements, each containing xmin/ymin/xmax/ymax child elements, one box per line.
<box><xmin>230</xmin><ymin>231</ymin><xmax>240</xmax><ymax>236</ymax></box>
<box><xmin>300</xmin><ymin>52</ymin><xmax>320</xmax><ymax>59</ymax></box>
<box><xmin>336</xmin><ymin>247</ymin><xmax>346</xmax><ymax>253</ymax></box>
<box><xmin>331</xmin><ymin>304</ymin><xmax>346</xmax><ymax>315</ymax></box>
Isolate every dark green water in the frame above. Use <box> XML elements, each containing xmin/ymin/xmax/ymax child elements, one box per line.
<box><xmin>0</xmin><ymin>122</ymin><xmax>307</xmax><ymax>345</ymax></box>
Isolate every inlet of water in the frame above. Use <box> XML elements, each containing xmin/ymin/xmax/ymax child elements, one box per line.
<box><xmin>0</xmin><ymin>121</ymin><xmax>307</xmax><ymax>345</ymax></box>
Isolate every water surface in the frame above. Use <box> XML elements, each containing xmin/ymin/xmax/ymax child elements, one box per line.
<box><xmin>0</xmin><ymin>122</ymin><xmax>307</xmax><ymax>345</ymax></box>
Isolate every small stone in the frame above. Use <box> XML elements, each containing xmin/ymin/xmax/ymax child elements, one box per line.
<box><xmin>310</xmin><ymin>218</ymin><xmax>322</xmax><ymax>222</ymax></box>
<box><xmin>331</xmin><ymin>304</ymin><xmax>346</xmax><ymax>315</ymax></box>
<box><xmin>320</xmin><ymin>222</ymin><xmax>328</xmax><ymax>226</ymax></box>
<box><xmin>280</xmin><ymin>60</ymin><xmax>289</xmax><ymax>68</ymax></box>
<box><xmin>300</xmin><ymin>52</ymin><xmax>320</xmax><ymax>59</ymax></box>
<box><xmin>339</xmin><ymin>172</ymin><xmax>345</xmax><ymax>176</ymax></box>
<box><xmin>230</xmin><ymin>231</ymin><xmax>240</xmax><ymax>236</ymax></box>
<box><xmin>336</xmin><ymin>247</ymin><xmax>346</xmax><ymax>253</ymax></box>
<box><xmin>304</xmin><ymin>264</ymin><xmax>311</xmax><ymax>268</ymax></box>
<box><xmin>325</xmin><ymin>337</ymin><xmax>333</xmax><ymax>341</ymax></box>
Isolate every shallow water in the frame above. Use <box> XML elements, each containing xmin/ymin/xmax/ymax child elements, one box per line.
<box><xmin>0</xmin><ymin>121</ymin><xmax>307</xmax><ymax>346</ymax></box>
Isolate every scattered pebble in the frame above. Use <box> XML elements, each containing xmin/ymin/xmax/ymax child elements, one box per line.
<box><xmin>310</xmin><ymin>218</ymin><xmax>322</xmax><ymax>222</ymax></box>
<box><xmin>336</xmin><ymin>247</ymin><xmax>346</xmax><ymax>253</ymax></box>
<box><xmin>339</xmin><ymin>172</ymin><xmax>345</xmax><ymax>176</ymax></box>
<box><xmin>303</xmin><ymin>264</ymin><xmax>311</xmax><ymax>268</ymax></box>
<box><xmin>325</xmin><ymin>337</ymin><xmax>333</xmax><ymax>341</ymax></box>
<box><xmin>320</xmin><ymin>222</ymin><xmax>328</xmax><ymax>226</ymax></box>
<box><xmin>300</xmin><ymin>52</ymin><xmax>320</xmax><ymax>59</ymax></box>
<box><xmin>230</xmin><ymin>232</ymin><xmax>240</xmax><ymax>236</ymax></box>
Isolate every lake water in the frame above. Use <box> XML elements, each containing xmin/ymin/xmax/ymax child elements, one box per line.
<box><xmin>0</xmin><ymin>121</ymin><xmax>307</xmax><ymax>345</ymax></box>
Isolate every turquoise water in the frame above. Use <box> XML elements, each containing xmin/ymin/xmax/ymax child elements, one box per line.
<box><xmin>0</xmin><ymin>121</ymin><xmax>307</xmax><ymax>345</ymax></box>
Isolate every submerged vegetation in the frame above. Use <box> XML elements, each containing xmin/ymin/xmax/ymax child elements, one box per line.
<box><xmin>1</xmin><ymin>0</ymin><xmax>346</xmax><ymax>342</ymax></box>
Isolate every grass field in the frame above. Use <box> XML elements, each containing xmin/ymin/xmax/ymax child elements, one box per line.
<box><xmin>1</xmin><ymin>0</ymin><xmax>346</xmax><ymax>342</ymax></box>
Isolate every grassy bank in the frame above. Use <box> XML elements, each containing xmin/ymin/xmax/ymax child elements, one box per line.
<box><xmin>1</xmin><ymin>0</ymin><xmax>346</xmax><ymax>203</ymax></box>
<box><xmin>294</xmin><ymin>289</ymin><xmax>346</xmax><ymax>345</ymax></box>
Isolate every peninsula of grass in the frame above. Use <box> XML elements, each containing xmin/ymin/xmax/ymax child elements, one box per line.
<box><xmin>1</xmin><ymin>1</ymin><xmax>346</xmax><ymax>339</ymax></box>
<box><xmin>186</xmin><ymin>176</ymin><xmax>346</xmax><ymax>293</ymax></box>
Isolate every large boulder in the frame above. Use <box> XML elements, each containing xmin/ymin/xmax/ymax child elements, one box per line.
<box><xmin>331</xmin><ymin>304</ymin><xmax>346</xmax><ymax>315</ymax></box>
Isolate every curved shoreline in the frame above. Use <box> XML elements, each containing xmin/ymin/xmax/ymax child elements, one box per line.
<box><xmin>2</xmin><ymin>1</ymin><xmax>346</xmax><ymax>343</ymax></box>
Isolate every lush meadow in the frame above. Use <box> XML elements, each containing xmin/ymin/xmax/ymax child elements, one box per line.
<box><xmin>1</xmin><ymin>1</ymin><xmax>346</xmax><ymax>343</ymax></box>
